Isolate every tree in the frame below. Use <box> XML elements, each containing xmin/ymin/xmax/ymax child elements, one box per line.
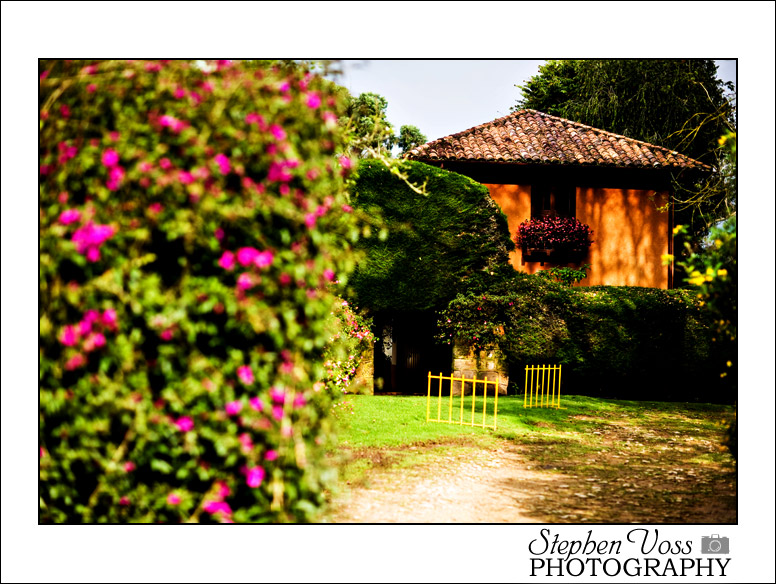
<box><xmin>397</xmin><ymin>124</ymin><xmax>427</xmax><ymax>155</ymax></box>
<box><xmin>342</xmin><ymin>92</ymin><xmax>396</xmax><ymax>157</ymax></box>
<box><xmin>515</xmin><ymin>59</ymin><xmax>736</xmax><ymax>238</ymax></box>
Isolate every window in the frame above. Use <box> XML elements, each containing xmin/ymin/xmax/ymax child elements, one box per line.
<box><xmin>531</xmin><ymin>183</ymin><xmax>575</xmax><ymax>218</ymax></box>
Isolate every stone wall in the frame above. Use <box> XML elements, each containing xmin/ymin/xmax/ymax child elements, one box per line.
<box><xmin>451</xmin><ymin>343</ymin><xmax>509</xmax><ymax>395</ymax></box>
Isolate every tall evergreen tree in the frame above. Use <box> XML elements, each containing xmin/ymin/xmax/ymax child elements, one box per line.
<box><xmin>514</xmin><ymin>59</ymin><xmax>736</xmax><ymax>239</ymax></box>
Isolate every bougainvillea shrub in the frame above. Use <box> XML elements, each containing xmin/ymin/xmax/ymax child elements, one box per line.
<box><xmin>39</xmin><ymin>60</ymin><xmax>363</xmax><ymax>523</ymax></box>
<box><xmin>323</xmin><ymin>299</ymin><xmax>375</xmax><ymax>393</ymax></box>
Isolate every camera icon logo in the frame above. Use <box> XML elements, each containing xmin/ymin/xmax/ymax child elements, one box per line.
<box><xmin>701</xmin><ymin>534</ymin><xmax>730</xmax><ymax>554</ymax></box>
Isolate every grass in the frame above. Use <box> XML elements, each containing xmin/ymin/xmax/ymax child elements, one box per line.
<box><xmin>329</xmin><ymin>394</ymin><xmax>737</xmax><ymax>523</ymax></box>
<box><xmin>333</xmin><ymin>394</ymin><xmax>734</xmax><ymax>449</ymax></box>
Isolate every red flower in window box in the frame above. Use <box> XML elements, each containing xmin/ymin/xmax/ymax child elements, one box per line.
<box><xmin>515</xmin><ymin>216</ymin><xmax>594</xmax><ymax>255</ymax></box>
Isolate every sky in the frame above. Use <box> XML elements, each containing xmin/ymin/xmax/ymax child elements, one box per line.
<box><xmin>332</xmin><ymin>59</ymin><xmax>738</xmax><ymax>146</ymax></box>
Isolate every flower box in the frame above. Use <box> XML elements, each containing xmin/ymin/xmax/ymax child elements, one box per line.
<box><xmin>516</xmin><ymin>216</ymin><xmax>594</xmax><ymax>260</ymax></box>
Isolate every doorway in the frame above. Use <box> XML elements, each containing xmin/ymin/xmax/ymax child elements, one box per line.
<box><xmin>373</xmin><ymin>311</ymin><xmax>452</xmax><ymax>394</ymax></box>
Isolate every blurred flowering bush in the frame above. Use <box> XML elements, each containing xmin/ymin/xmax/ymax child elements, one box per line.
<box><xmin>39</xmin><ymin>59</ymin><xmax>363</xmax><ymax>522</ymax></box>
<box><xmin>515</xmin><ymin>216</ymin><xmax>593</xmax><ymax>253</ymax></box>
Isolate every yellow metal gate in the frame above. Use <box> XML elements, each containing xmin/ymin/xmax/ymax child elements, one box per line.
<box><xmin>426</xmin><ymin>372</ymin><xmax>499</xmax><ymax>430</ymax></box>
<box><xmin>523</xmin><ymin>364</ymin><xmax>562</xmax><ymax>408</ymax></box>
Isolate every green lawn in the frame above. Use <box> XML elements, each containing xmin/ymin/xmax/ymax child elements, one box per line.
<box><xmin>332</xmin><ymin>394</ymin><xmax>734</xmax><ymax>450</ymax></box>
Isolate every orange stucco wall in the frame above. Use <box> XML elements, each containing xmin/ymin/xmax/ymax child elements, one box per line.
<box><xmin>486</xmin><ymin>184</ymin><xmax>670</xmax><ymax>288</ymax></box>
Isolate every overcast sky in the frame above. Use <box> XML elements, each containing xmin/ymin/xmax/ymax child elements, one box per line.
<box><xmin>334</xmin><ymin>59</ymin><xmax>738</xmax><ymax>145</ymax></box>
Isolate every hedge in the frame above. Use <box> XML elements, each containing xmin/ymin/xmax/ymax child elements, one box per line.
<box><xmin>347</xmin><ymin>159</ymin><xmax>513</xmax><ymax>312</ymax></box>
<box><xmin>437</xmin><ymin>274</ymin><xmax>727</xmax><ymax>402</ymax></box>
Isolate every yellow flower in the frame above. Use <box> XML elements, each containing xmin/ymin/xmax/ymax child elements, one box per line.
<box><xmin>688</xmin><ymin>271</ymin><xmax>706</xmax><ymax>286</ymax></box>
<box><xmin>672</xmin><ymin>225</ymin><xmax>684</xmax><ymax>236</ymax></box>
<box><xmin>717</xmin><ymin>268</ymin><xmax>728</xmax><ymax>278</ymax></box>
<box><xmin>661</xmin><ymin>253</ymin><xmax>674</xmax><ymax>265</ymax></box>
<box><xmin>726</xmin><ymin>361</ymin><xmax>732</xmax><ymax>367</ymax></box>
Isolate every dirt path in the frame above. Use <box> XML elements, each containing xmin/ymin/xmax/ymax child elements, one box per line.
<box><xmin>327</xmin><ymin>422</ymin><xmax>737</xmax><ymax>524</ymax></box>
<box><xmin>329</xmin><ymin>443</ymin><xmax>559</xmax><ymax>523</ymax></box>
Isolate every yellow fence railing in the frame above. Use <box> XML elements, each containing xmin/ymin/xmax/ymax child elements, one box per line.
<box><xmin>524</xmin><ymin>364</ymin><xmax>562</xmax><ymax>408</ymax></box>
<box><xmin>426</xmin><ymin>372</ymin><xmax>499</xmax><ymax>430</ymax></box>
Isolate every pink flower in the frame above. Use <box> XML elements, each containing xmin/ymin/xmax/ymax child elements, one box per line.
<box><xmin>236</xmin><ymin>247</ymin><xmax>260</xmax><ymax>267</ymax></box>
<box><xmin>102</xmin><ymin>308</ymin><xmax>118</xmax><ymax>330</ymax></box>
<box><xmin>237</xmin><ymin>365</ymin><xmax>254</xmax><ymax>385</ymax></box>
<box><xmin>59</xmin><ymin>325</ymin><xmax>79</xmax><ymax>346</ymax></box>
<box><xmin>84</xmin><ymin>309</ymin><xmax>100</xmax><ymax>323</ymax></box>
<box><xmin>293</xmin><ymin>394</ymin><xmax>307</xmax><ymax>409</ymax></box>
<box><xmin>119</xmin><ymin>496</ymin><xmax>130</xmax><ymax>506</ymax></box>
<box><xmin>160</xmin><ymin>115</ymin><xmax>185</xmax><ymax>133</ymax></box>
<box><xmin>218</xmin><ymin>251</ymin><xmax>236</xmax><ymax>270</ymax></box>
<box><xmin>270</xmin><ymin>124</ymin><xmax>286</xmax><ymax>141</ymax></box>
<box><xmin>102</xmin><ymin>149</ymin><xmax>119</xmax><ymax>168</ymax></box>
<box><xmin>278</xmin><ymin>81</ymin><xmax>290</xmax><ymax>93</ymax></box>
<box><xmin>338</xmin><ymin>155</ymin><xmax>353</xmax><ymax>170</ymax></box>
<box><xmin>159</xmin><ymin>157</ymin><xmax>172</xmax><ymax>170</ymax></box>
<box><xmin>306</xmin><ymin>92</ymin><xmax>321</xmax><ymax>109</ymax></box>
<box><xmin>323</xmin><ymin>269</ymin><xmax>336</xmax><ymax>282</ymax></box>
<box><xmin>342</xmin><ymin>204</ymin><xmax>353</xmax><ymax>213</ymax></box>
<box><xmin>254</xmin><ymin>250</ymin><xmax>273</xmax><ymax>269</ymax></box>
<box><xmin>174</xmin><ymin>416</ymin><xmax>194</xmax><ymax>432</ymax></box>
<box><xmin>267</xmin><ymin>161</ymin><xmax>294</xmax><ymax>183</ymax></box>
<box><xmin>65</xmin><ymin>353</ymin><xmax>86</xmax><ymax>370</ymax></box>
<box><xmin>160</xmin><ymin>329</ymin><xmax>174</xmax><ymax>341</ymax></box>
<box><xmin>178</xmin><ymin>170</ymin><xmax>194</xmax><ymax>184</ymax></box>
<box><xmin>173</xmin><ymin>87</ymin><xmax>187</xmax><ymax>99</ymax></box>
<box><xmin>83</xmin><ymin>332</ymin><xmax>106</xmax><ymax>352</ymax></box>
<box><xmin>265</xmin><ymin>450</ymin><xmax>278</xmax><ymax>461</ymax></box>
<box><xmin>305</xmin><ymin>214</ymin><xmax>317</xmax><ymax>229</ymax></box>
<box><xmin>225</xmin><ymin>400</ymin><xmax>243</xmax><ymax>416</ymax></box>
<box><xmin>40</xmin><ymin>165</ymin><xmax>51</xmax><ymax>175</ymax></box>
<box><xmin>322</xmin><ymin>111</ymin><xmax>338</xmax><ymax>126</ymax></box>
<box><xmin>249</xmin><ymin>396</ymin><xmax>263</xmax><ymax>411</ymax></box>
<box><xmin>87</xmin><ymin>83</ymin><xmax>97</xmax><ymax>93</ymax></box>
<box><xmin>40</xmin><ymin>70</ymin><xmax>50</xmax><ymax>80</ymax></box>
<box><xmin>279</xmin><ymin>273</ymin><xmax>292</xmax><ymax>286</ymax></box>
<box><xmin>236</xmin><ymin>272</ymin><xmax>254</xmax><ymax>290</ymax></box>
<box><xmin>272</xmin><ymin>406</ymin><xmax>284</xmax><ymax>421</ymax></box>
<box><xmin>166</xmin><ymin>493</ymin><xmax>181</xmax><ymax>505</ymax></box>
<box><xmin>60</xmin><ymin>105</ymin><xmax>70</xmax><ymax>118</ymax></box>
<box><xmin>72</xmin><ymin>222</ymin><xmax>115</xmax><ymax>260</ymax></box>
<box><xmin>59</xmin><ymin>209</ymin><xmax>82</xmax><ymax>226</ymax></box>
<box><xmin>216</xmin><ymin>481</ymin><xmax>231</xmax><ymax>498</ymax></box>
<box><xmin>245</xmin><ymin>112</ymin><xmax>266</xmax><ymax>128</ymax></box>
<box><xmin>203</xmin><ymin>500</ymin><xmax>232</xmax><ymax>518</ymax></box>
<box><xmin>214</xmin><ymin>153</ymin><xmax>231</xmax><ymax>175</ymax></box>
<box><xmin>106</xmin><ymin>165</ymin><xmax>125</xmax><ymax>190</ymax></box>
<box><xmin>214</xmin><ymin>228</ymin><xmax>224</xmax><ymax>241</ymax></box>
<box><xmin>123</xmin><ymin>461</ymin><xmax>136</xmax><ymax>472</ymax></box>
<box><xmin>270</xmin><ymin>387</ymin><xmax>286</xmax><ymax>404</ymax></box>
<box><xmin>239</xmin><ymin>432</ymin><xmax>253</xmax><ymax>452</ymax></box>
<box><xmin>148</xmin><ymin>202</ymin><xmax>163</xmax><ymax>214</ymax></box>
<box><xmin>246</xmin><ymin>466</ymin><xmax>265</xmax><ymax>488</ymax></box>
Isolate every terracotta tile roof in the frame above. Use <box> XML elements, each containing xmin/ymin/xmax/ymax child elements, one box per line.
<box><xmin>406</xmin><ymin>109</ymin><xmax>712</xmax><ymax>171</ymax></box>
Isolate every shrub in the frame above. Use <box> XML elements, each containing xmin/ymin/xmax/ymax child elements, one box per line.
<box><xmin>39</xmin><ymin>60</ymin><xmax>362</xmax><ymax>523</ymax></box>
<box><xmin>437</xmin><ymin>274</ymin><xmax>723</xmax><ymax>401</ymax></box>
<box><xmin>323</xmin><ymin>299</ymin><xmax>376</xmax><ymax>393</ymax></box>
